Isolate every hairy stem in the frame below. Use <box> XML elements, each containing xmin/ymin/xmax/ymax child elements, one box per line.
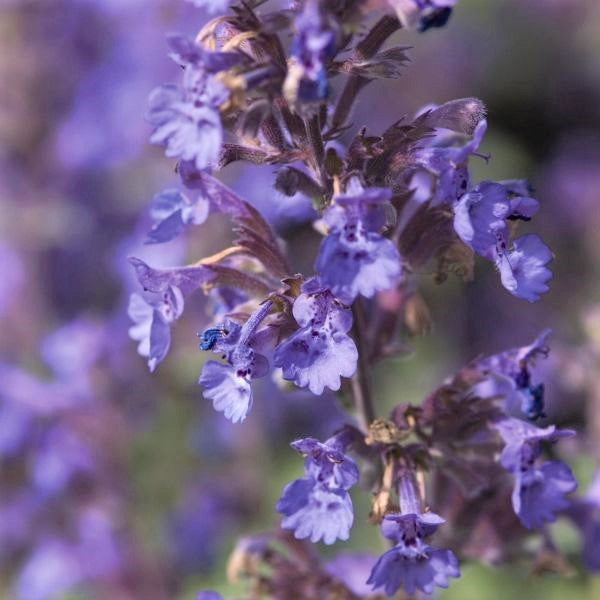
<box><xmin>330</xmin><ymin>15</ymin><xmax>401</xmax><ymax>133</ymax></box>
<box><xmin>351</xmin><ymin>299</ymin><xmax>376</xmax><ymax>430</ymax></box>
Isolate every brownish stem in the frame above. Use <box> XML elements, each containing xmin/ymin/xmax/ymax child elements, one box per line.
<box><xmin>351</xmin><ymin>299</ymin><xmax>376</xmax><ymax>430</ymax></box>
<box><xmin>330</xmin><ymin>15</ymin><xmax>401</xmax><ymax>132</ymax></box>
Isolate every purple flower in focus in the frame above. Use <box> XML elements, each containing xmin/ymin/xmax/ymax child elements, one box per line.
<box><xmin>494</xmin><ymin>418</ymin><xmax>577</xmax><ymax>529</ymax></box>
<box><xmin>199</xmin><ymin>302</ymin><xmax>273</xmax><ymax>423</ymax></box>
<box><xmin>453</xmin><ymin>181</ymin><xmax>539</xmax><ymax>259</ymax></box>
<box><xmin>16</xmin><ymin>539</ymin><xmax>83</xmax><ymax>600</ymax></box>
<box><xmin>146</xmin><ymin>188</ymin><xmax>210</xmax><ymax>244</ymax></box>
<box><xmin>315</xmin><ymin>183</ymin><xmax>402</xmax><ymax>303</ymax></box>
<box><xmin>274</xmin><ymin>279</ymin><xmax>358</xmax><ymax>395</ymax></box>
<box><xmin>496</xmin><ymin>234</ymin><xmax>553</xmax><ymax>303</ymax></box>
<box><xmin>368</xmin><ymin>475</ymin><xmax>459</xmax><ymax>596</ymax></box>
<box><xmin>325</xmin><ymin>553</ymin><xmax>379</xmax><ymax>598</ymax></box>
<box><xmin>277</xmin><ymin>436</ymin><xmax>359</xmax><ymax>544</ymax></box>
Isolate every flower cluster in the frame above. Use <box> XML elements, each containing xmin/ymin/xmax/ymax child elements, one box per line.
<box><xmin>125</xmin><ymin>1</ymin><xmax>587</xmax><ymax>598</ymax></box>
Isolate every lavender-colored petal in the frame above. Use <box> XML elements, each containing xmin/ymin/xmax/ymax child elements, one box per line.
<box><xmin>513</xmin><ymin>461</ymin><xmax>577</xmax><ymax>529</ymax></box>
<box><xmin>279</xmin><ymin>484</ymin><xmax>354</xmax><ymax>545</ymax></box>
<box><xmin>496</xmin><ymin>234</ymin><xmax>553</xmax><ymax>302</ymax></box>
<box><xmin>199</xmin><ymin>361</ymin><xmax>252</xmax><ymax>424</ymax></box>
<box><xmin>367</xmin><ymin>544</ymin><xmax>459</xmax><ymax>596</ymax></box>
<box><xmin>316</xmin><ymin>233</ymin><xmax>401</xmax><ymax>304</ymax></box>
<box><xmin>274</xmin><ymin>328</ymin><xmax>358</xmax><ymax>395</ymax></box>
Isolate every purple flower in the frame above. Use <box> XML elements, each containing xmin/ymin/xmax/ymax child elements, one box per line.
<box><xmin>325</xmin><ymin>553</ymin><xmax>379</xmax><ymax>598</ymax></box>
<box><xmin>494</xmin><ymin>418</ymin><xmax>576</xmax><ymax>529</ymax></box>
<box><xmin>146</xmin><ymin>188</ymin><xmax>210</xmax><ymax>244</ymax></box>
<box><xmin>284</xmin><ymin>0</ymin><xmax>338</xmax><ymax>104</ymax></box>
<box><xmin>16</xmin><ymin>539</ymin><xmax>83</xmax><ymax>600</ymax></box>
<box><xmin>453</xmin><ymin>181</ymin><xmax>539</xmax><ymax>260</ymax></box>
<box><xmin>128</xmin><ymin>257</ymin><xmax>213</xmax><ymax>371</ymax></box>
<box><xmin>147</xmin><ymin>67</ymin><xmax>228</xmax><ymax>170</ymax></box>
<box><xmin>473</xmin><ymin>329</ymin><xmax>550</xmax><ymax>420</ymax></box>
<box><xmin>496</xmin><ymin>234</ymin><xmax>553</xmax><ymax>303</ymax></box>
<box><xmin>29</xmin><ymin>426</ymin><xmax>95</xmax><ymax>497</ymax></box>
<box><xmin>276</xmin><ymin>436</ymin><xmax>358</xmax><ymax>544</ymax></box>
<box><xmin>199</xmin><ymin>302</ymin><xmax>273</xmax><ymax>423</ymax></box>
<box><xmin>414</xmin><ymin>118</ymin><xmax>487</xmax><ymax>205</ymax></box>
<box><xmin>186</xmin><ymin>0</ymin><xmax>230</xmax><ymax>13</ymax></box>
<box><xmin>390</xmin><ymin>0</ymin><xmax>457</xmax><ymax>32</ymax></box>
<box><xmin>197</xmin><ymin>592</ymin><xmax>223</xmax><ymax>600</ymax></box>
<box><xmin>315</xmin><ymin>184</ymin><xmax>402</xmax><ymax>303</ymax></box>
<box><xmin>565</xmin><ymin>470</ymin><xmax>600</xmax><ymax>571</ymax></box>
<box><xmin>274</xmin><ymin>279</ymin><xmax>358</xmax><ymax>395</ymax></box>
<box><xmin>367</xmin><ymin>475</ymin><xmax>459</xmax><ymax>596</ymax></box>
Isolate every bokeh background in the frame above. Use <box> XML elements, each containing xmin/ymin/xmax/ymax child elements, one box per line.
<box><xmin>1</xmin><ymin>0</ymin><xmax>600</xmax><ymax>598</ymax></box>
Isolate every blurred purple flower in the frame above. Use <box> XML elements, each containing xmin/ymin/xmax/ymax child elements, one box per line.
<box><xmin>146</xmin><ymin>188</ymin><xmax>210</xmax><ymax>244</ymax></box>
<box><xmin>414</xmin><ymin>118</ymin><xmax>487</xmax><ymax>206</ymax></box>
<box><xmin>389</xmin><ymin>0</ymin><xmax>457</xmax><ymax>32</ymax></box>
<box><xmin>494</xmin><ymin>418</ymin><xmax>576</xmax><ymax>528</ymax></box>
<box><xmin>186</xmin><ymin>0</ymin><xmax>230</xmax><ymax>13</ymax></box>
<box><xmin>274</xmin><ymin>279</ymin><xmax>357</xmax><ymax>395</ymax></box>
<box><xmin>368</xmin><ymin>475</ymin><xmax>459</xmax><ymax>596</ymax></box>
<box><xmin>147</xmin><ymin>67</ymin><xmax>228</xmax><ymax>170</ymax></box>
<box><xmin>325</xmin><ymin>553</ymin><xmax>378</xmax><ymax>597</ymax></box>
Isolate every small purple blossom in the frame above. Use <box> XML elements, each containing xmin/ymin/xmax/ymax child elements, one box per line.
<box><xmin>199</xmin><ymin>302</ymin><xmax>273</xmax><ymax>423</ymax></box>
<box><xmin>277</xmin><ymin>436</ymin><xmax>358</xmax><ymax>544</ymax></box>
<box><xmin>147</xmin><ymin>66</ymin><xmax>228</xmax><ymax>170</ymax></box>
<box><xmin>315</xmin><ymin>184</ymin><xmax>402</xmax><ymax>303</ymax></box>
<box><xmin>390</xmin><ymin>0</ymin><xmax>457</xmax><ymax>32</ymax></box>
<box><xmin>274</xmin><ymin>279</ymin><xmax>358</xmax><ymax>395</ymax></box>
<box><xmin>414</xmin><ymin>118</ymin><xmax>487</xmax><ymax>205</ymax></box>
<box><xmin>494</xmin><ymin>418</ymin><xmax>576</xmax><ymax>529</ymax></box>
<box><xmin>186</xmin><ymin>0</ymin><xmax>230</xmax><ymax>14</ymax></box>
<box><xmin>284</xmin><ymin>0</ymin><xmax>338</xmax><ymax>104</ymax></box>
<box><xmin>565</xmin><ymin>470</ymin><xmax>600</xmax><ymax>571</ymax></box>
<box><xmin>496</xmin><ymin>234</ymin><xmax>553</xmax><ymax>303</ymax></box>
<box><xmin>367</xmin><ymin>476</ymin><xmax>459</xmax><ymax>596</ymax></box>
<box><xmin>128</xmin><ymin>257</ymin><xmax>213</xmax><ymax>371</ymax></box>
<box><xmin>146</xmin><ymin>188</ymin><xmax>210</xmax><ymax>244</ymax></box>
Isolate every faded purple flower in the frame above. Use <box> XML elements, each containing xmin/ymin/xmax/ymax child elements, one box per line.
<box><xmin>315</xmin><ymin>184</ymin><xmax>402</xmax><ymax>303</ymax></box>
<box><xmin>274</xmin><ymin>279</ymin><xmax>358</xmax><ymax>395</ymax></box>
<box><xmin>325</xmin><ymin>553</ymin><xmax>378</xmax><ymax>598</ymax></box>
<box><xmin>147</xmin><ymin>66</ymin><xmax>228</xmax><ymax>170</ymax></box>
<box><xmin>389</xmin><ymin>0</ymin><xmax>457</xmax><ymax>32</ymax></box>
<box><xmin>199</xmin><ymin>302</ymin><xmax>273</xmax><ymax>423</ymax></box>
<box><xmin>494</xmin><ymin>418</ymin><xmax>576</xmax><ymax>529</ymax></box>
<box><xmin>146</xmin><ymin>188</ymin><xmax>210</xmax><ymax>244</ymax></box>
<box><xmin>128</xmin><ymin>257</ymin><xmax>213</xmax><ymax>371</ymax></box>
<box><xmin>277</xmin><ymin>436</ymin><xmax>358</xmax><ymax>544</ymax></box>
<box><xmin>453</xmin><ymin>181</ymin><xmax>539</xmax><ymax>259</ymax></box>
<box><xmin>496</xmin><ymin>234</ymin><xmax>553</xmax><ymax>303</ymax></box>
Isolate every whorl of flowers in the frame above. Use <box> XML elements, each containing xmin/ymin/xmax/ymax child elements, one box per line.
<box><xmin>129</xmin><ymin>1</ymin><xmax>582</xmax><ymax>597</ymax></box>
